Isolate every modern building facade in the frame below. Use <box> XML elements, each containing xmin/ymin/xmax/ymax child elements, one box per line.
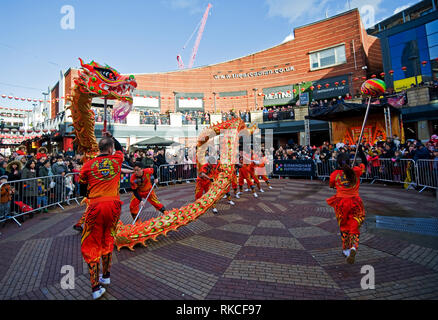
<box><xmin>367</xmin><ymin>0</ymin><xmax>438</xmax><ymax>141</ymax></box>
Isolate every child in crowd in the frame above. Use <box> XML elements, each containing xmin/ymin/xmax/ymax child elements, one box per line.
<box><xmin>392</xmin><ymin>150</ymin><xmax>402</xmax><ymax>182</ymax></box>
<box><xmin>0</xmin><ymin>175</ymin><xmax>12</xmax><ymax>220</ymax></box>
<box><xmin>37</xmin><ymin>179</ymin><xmax>48</xmax><ymax>213</ymax></box>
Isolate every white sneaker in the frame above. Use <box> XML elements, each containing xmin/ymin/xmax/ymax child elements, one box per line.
<box><xmin>268</xmin><ymin>186</ymin><xmax>273</xmax><ymax>189</ymax></box>
<box><xmin>253</xmin><ymin>192</ymin><xmax>258</xmax><ymax>198</ymax></box>
<box><xmin>223</xmin><ymin>195</ymin><xmax>227</xmax><ymax>199</ymax></box>
<box><xmin>99</xmin><ymin>274</ymin><xmax>110</xmax><ymax>285</ymax></box>
<box><xmin>212</xmin><ymin>208</ymin><xmax>218</xmax><ymax>214</ymax></box>
<box><xmin>92</xmin><ymin>286</ymin><xmax>106</xmax><ymax>300</ymax></box>
<box><xmin>259</xmin><ymin>189</ymin><xmax>265</xmax><ymax>193</ymax></box>
<box><xmin>235</xmin><ymin>193</ymin><xmax>240</xmax><ymax>199</ymax></box>
<box><xmin>228</xmin><ymin>200</ymin><xmax>235</xmax><ymax>206</ymax></box>
<box><xmin>342</xmin><ymin>249</ymin><xmax>350</xmax><ymax>257</ymax></box>
<box><xmin>186</xmin><ymin>181</ymin><xmax>190</xmax><ymax>184</ymax></box>
<box><xmin>244</xmin><ymin>189</ymin><xmax>250</xmax><ymax>192</ymax></box>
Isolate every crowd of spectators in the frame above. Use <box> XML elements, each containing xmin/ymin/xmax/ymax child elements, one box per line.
<box><xmin>273</xmin><ymin>135</ymin><xmax>438</xmax><ymax>163</ymax></box>
<box><xmin>0</xmin><ymin>146</ymin><xmax>82</xmax><ymax>223</ymax></box>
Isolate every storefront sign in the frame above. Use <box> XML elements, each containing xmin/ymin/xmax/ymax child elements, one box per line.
<box><xmin>263</xmin><ymin>85</ymin><xmax>294</xmax><ymax>106</ymax></box>
<box><xmin>393</xmin><ymin>76</ymin><xmax>423</xmax><ymax>92</ymax></box>
<box><xmin>273</xmin><ymin>160</ymin><xmax>316</xmax><ymax>177</ymax></box>
<box><xmin>213</xmin><ymin>65</ymin><xmax>295</xmax><ymax>80</ymax></box>
<box><xmin>312</xmin><ymin>74</ymin><xmax>350</xmax><ymax>100</ymax></box>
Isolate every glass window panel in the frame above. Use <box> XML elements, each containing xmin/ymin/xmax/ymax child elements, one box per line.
<box><xmin>429</xmin><ymin>45</ymin><xmax>438</xmax><ymax>60</ymax></box>
<box><xmin>426</xmin><ymin>19</ymin><xmax>438</xmax><ymax>35</ymax></box>
<box><xmin>335</xmin><ymin>45</ymin><xmax>346</xmax><ymax>63</ymax></box>
<box><xmin>319</xmin><ymin>48</ymin><xmax>334</xmax><ymax>59</ymax></box>
<box><xmin>310</xmin><ymin>53</ymin><xmax>319</xmax><ymax>69</ymax></box>
<box><xmin>320</xmin><ymin>55</ymin><xmax>336</xmax><ymax>67</ymax></box>
<box><xmin>428</xmin><ymin>32</ymin><xmax>438</xmax><ymax>48</ymax></box>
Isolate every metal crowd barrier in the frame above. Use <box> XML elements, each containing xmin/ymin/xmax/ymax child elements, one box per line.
<box><xmin>315</xmin><ymin>158</ymin><xmax>437</xmax><ymax>191</ymax></box>
<box><xmin>0</xmin><ymin>173</ymin><xmax>82</xmax><ymax>227</ymax></box>
<box><xmin>158</xmin><ymin>163</ymin><xmax>197</xmax><ymax>186</ymax></box>
<box><xmin>416</xmin><ymin>159</ymin><xmax>438</xmax><ymax>192</ymax></box>
<box><xmin>368</xmin><ymin>159</ymin><xmax>417</xmax><ymax>189</ymax></box>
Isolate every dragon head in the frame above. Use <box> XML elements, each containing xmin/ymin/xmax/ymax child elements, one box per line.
<box><xmin>75</xmin><ymin>58</ymin><xmax>137</xmax><ymax>103</ymax></box>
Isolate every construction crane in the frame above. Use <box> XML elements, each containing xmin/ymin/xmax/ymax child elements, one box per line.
<box><xmin>177</xmin><ymin>3</ymin><xmax>212</xmax><ymax>69</ymax></box>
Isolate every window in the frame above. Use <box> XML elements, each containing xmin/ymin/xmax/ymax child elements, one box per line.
<box><xmin>309</xmin><ymin>45</ymin><xmax>346</xmax><ymax>70</ymax></box>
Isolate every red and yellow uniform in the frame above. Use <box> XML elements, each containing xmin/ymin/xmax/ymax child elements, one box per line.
<box><xmin>195</xmin><ymin>163</ymin><xmax>217</xmax><ymax>199</ymax></box>
<box><xmin>255</xmin><ymin>155</ymin><xmax>270</xmax><ymax>184</ymax></box>
<box><xmin>79</xmin><ymin>150</ymin><xmax>124</xmax><ymax>291</ymax></box>
<box><xmin>249</xmin><ymin>153</ymin><xmax>261</xmax><ymax>190</ymax></box>
<box><xmin>238</xmin><ymin>155</ymin><xmax>254</xmax><ymax>190</ymax></box>
<box><xmin>130</xmin><ymin>168</ymin><xmax>164</xmax><ymax>220</ymax></box>
<box><xmin>326</xmin><ymin>163</ymin><xmax>366</xmax><ymax>252</ymax></box>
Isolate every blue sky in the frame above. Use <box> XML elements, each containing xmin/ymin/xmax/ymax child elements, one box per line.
<box><xmin>0</xmin><ymin>0</ymin><xmax>420</xmax><ymax>109</ymax></box>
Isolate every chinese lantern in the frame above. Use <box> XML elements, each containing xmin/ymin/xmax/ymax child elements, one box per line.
<box><xmin>334</xmin><ymin>82</ymin><xmax>339</xmax><ymax>86</ymax></box>
<box><xmin>342</xmin><ymin>80</ymin><xmax>346</xmax><ymax>85</ymax></box>
<box><xmin>317</xmin><ymin>84</ymin><xmax>322</xmax><ymax>89</ymax></box>
<box><xmin>325</xmin><ymin>83</ymin><xmax>329</xmax><ymax>88</ymax></box>
<box><xmin>27</xmin><ymin>129</ymin><xmax>32</xmax><ymax>133</ymax></box>
<box><xmin>1</xmin><ymin>94</ymin><xmax>5</xmax><ymax>98</ymax></box>
<box><xmin>353</xmin><ymin>77</ymin><xmax>359</xmax><ymax>81</ymax></box>
<box><xmin>421</xmin><ymin>60</ymin><xmax>428</xmax><ymax>66</ymax></box>
<box><xmin>361</xmin><ymin>76</ymin><xmax>367</xmax><ymax>80</ymax></box>
<box><xmin>380</xmin><ymin>72</ymin><xmax>385</xmax><ymax>77</ymax></box>
<box><xmin>293</xmin><ymin>89</ymin><xmax>297</xmax><ymax>94</ymax></box>
<box><xmin>301</xmin><ymin>87</ymin><xmax>305</xmax><ymax>92</ymax></box>
<box><xmin>310</xmin><ymin>86</ymin><xmax>315</xmax><ymax>91</ymax></box>
<box><xmin>19</xmin><ymin>128</ymin><xmax>25</xmax><ymax>134</ymax></box>
<box><xmin>402</xmin><ymin>66</ymin><xmax>407</xmax><ymax>71</ymax></box>
<box><xmin>371</xmin><ymin>74</ymin><xmax>376</xmax><ymax>78</ymax></box>
<box><xmin>43</xmin><ymin>129</ymin><xmax>48</xmax><ymax>133</ymax></box>
<box><xmin>50</xmin><ymin>129</ymin><xmax>56</xmax><ymax>133</ymax></box>
<box><xmin>389</xmin><ymin>70</ymin><xmax>394</xmax><ymax>75</ymax></box>
<box><xmin>34</xmin><ymin>129</ymin><xmax>40</xmax><ymax>133</ymax></box>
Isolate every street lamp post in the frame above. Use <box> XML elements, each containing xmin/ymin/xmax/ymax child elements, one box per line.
<box><xmin>213</xmin><ymin>92</ymin><xmax>217</xmax><ymax>113</ymax></box>
<box><xmin>253</xmin><ymin>88</ymin><xmax>258</xmax><ymax>110</ymax></box>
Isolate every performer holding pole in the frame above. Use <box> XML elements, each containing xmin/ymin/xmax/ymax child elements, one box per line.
<box><xmin>130</xmin><ymin>162</ymin><xmax>166</xmax><ymax>223</ymax></box>
<box><xmin>327</xmin><ymin>79</ymin><xmax>385</xmax><ymax>264</ymax></box>
<box><xmin>78</xmin><ymin>132</ymin><xmax>123</xmax><ymax>299</ymax></box>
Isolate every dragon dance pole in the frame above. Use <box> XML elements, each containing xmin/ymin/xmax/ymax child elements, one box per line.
<box><xmin>352</xmin><ymin>96</ymin><xmax>372</xmax><ymax>167</ymax></box>
<box><xmin>103</xmin><ymin>97</ymin><xmax>108</xmax><ymax>133</ymax></box>
<box><xmin>132</xmin><ymin>182</ymin><xmax>157</xmax><ymax>225</ymax></box>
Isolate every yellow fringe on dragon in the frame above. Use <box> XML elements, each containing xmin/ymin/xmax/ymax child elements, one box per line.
<box><xmin>70</xmin><ymin>58</ymin><xmax>252</xmax><ymax>251</ymax></box>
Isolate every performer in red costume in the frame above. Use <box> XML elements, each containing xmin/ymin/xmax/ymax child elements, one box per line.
<box><xmin>237</xmin><ymin>151</ymin><xmax>258</xmax><ymax>198</ymax></box>
<box><xmin>247</xmin><ymin>150</ymin><xmax>264</xmax><ymax>193</ymax></box>
<box><xmin>130</xmin><ymin>162</ymin><xmax>166</xmax><ymax>222</ymax></box>
<box><xmin>78</xmin><ymin>132</ymin><xmax>124</xmax><ymax>299</ymax></box>
<box><xmin>326</xmin><ymin>147</ymin><xmax>367</xmax><ymax>264</ymax></box>
<box><xmin>196</xmin><ymin>156</ymin><xmax>219</xmax><ymax>214</ymax></box>
<box><xmin>254</xmin><ymin>150</ymin><xmax>273</xmax><ymax>189</ymax></box>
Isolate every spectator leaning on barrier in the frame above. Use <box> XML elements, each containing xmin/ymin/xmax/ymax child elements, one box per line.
<box><xmin>22</xmin><ymin>160</ymin><xmax>37</xmax><ymax>218</ymax></box>
<box><xmin>0</xmin><ymin>175</ymin><xmax>12</xmax><ymax>221</ymax></box>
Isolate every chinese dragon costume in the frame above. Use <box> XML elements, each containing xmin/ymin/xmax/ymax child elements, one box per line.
<box><xmin>69</xmin><ymin>58</ymin><xmax>252</xmax><ymax>251</ymax></box>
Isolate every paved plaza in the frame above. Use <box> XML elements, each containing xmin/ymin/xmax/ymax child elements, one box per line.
<box><xmin>0</xmin><ymin>179</ymin><xmax>437</xmax><ymax>300</ymax></box>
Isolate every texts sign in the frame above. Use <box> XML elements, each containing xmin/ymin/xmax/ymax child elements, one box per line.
<box><xmin>273</xmin><ymin>160</ymin><xmax>316</xmax><ymax>177</ymax></box>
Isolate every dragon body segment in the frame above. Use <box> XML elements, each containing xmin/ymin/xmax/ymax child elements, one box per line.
<box><xmin>70</xmin><ymin>58</ymin><xmax>251</xmax><ymax>251</ymax></box>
